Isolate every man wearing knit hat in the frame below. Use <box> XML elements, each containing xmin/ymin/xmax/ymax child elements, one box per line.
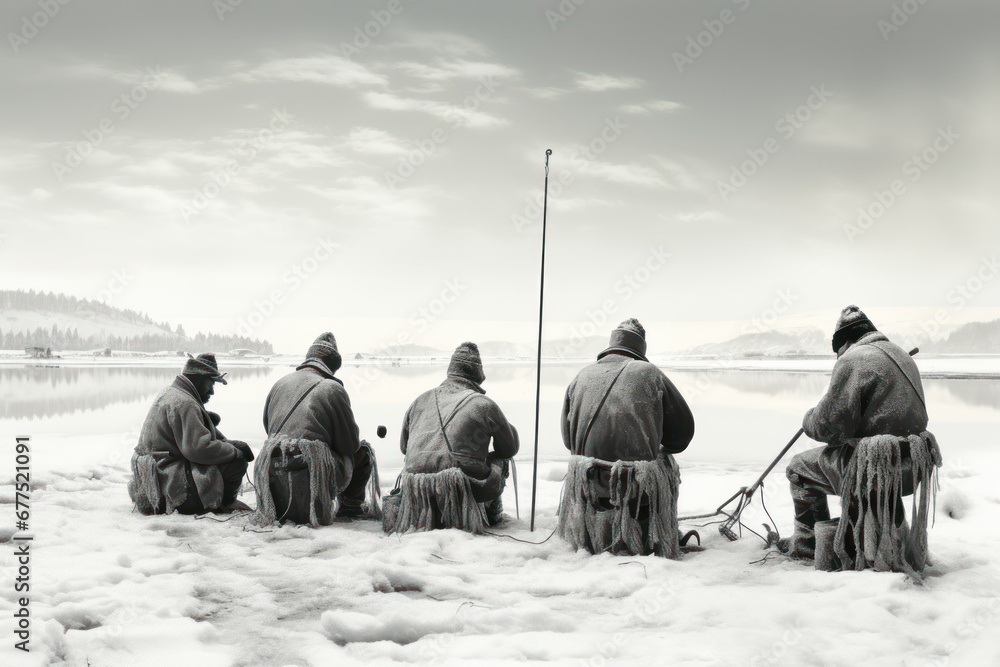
<box><xmin>262</xmin><ymin>332</ymin><xmax>372</xmax><ymax>520</ymax></box>
<box><xmin>782</xmin><ymin>306</ymin><xmax>929</xmax><ymax>559</ymax></box>
<box><xmin>561</xmin><ymin>318</ymin><xmax>695</xmax><ymax>504</ymax></box>
<box><xmin>399</xmin><ymin>342</ymin><xmax>519</xmax><ymax>526</ymax></box>
<box><xmin>130</xmin><ymin>353</ymin><xmax>254</xmax><ymax>514</ymax></box>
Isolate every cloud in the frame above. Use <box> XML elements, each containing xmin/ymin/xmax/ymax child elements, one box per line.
<box><xmin>385</xmin><ymin>32</ymin><xmax>491</xmax><ymax>58</ymax></box>
<box><xmin>523</xmin><ymin>86</ymin><xmax>569</xmax><ymax>100</ymax></box>
<box><xmin>650</xmin><ymin>156</ymin><xmax>706</xmax><ymax>192</ymax></box>
<box><xmin>585</xmin><ymin>161</ymin><xmax>665</xmax><ymax>187</ymax></box>
<box><xmin>301</xmin><ymin>176</ymin><xmax>431</xmax><ymax>221</ymax></box>
<box><xmin>573</xmin><ymin>72</ymin><xmax>644</xmax><ymax>92</ymax></box>
<box><xmin>342</xmin><ymin>127</ymin><xmax>409</xmax><ymax>156</ymax></box>
<box><xmin>550</xmin><ymin>196</ymin><xmax>612</xmax><ymax>212</ymax></box>
<box><xmin>619</xmin><ymin>100</ymin><xmax>684</xmax><ymax>114</ymax></box>
<box><xmin>236</xmin><ymin>55</ymin><xmax>387</xmax><ymax>87</ymax></box>
<box><xmin>60</xmin><ymin>63</ymin><xmax>215</xmax><ymax>94</ymax></box>
<box><xmin>394</xmin><ymin>60</ymin><xmax>519</xmax><ymax>83</ymax></box>
<box><xmin>675</xmin><ymin>210</ymin><xmax>724</xmax><ymax>224</ymax></box>
<box><xmin>72</xmin><ymin>181</ymin><xmax>180</xmax><ymax>212</ymax></box>
<box><xmin>363</xmin><ymin>91</ymin><xmax>507</xmax><ymax>129</ymax></box>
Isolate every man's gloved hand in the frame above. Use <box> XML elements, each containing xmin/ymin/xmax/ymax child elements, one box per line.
<box><xmin>229</xmin><ymin>440</ymin><xmax>255</xmax><ymax>462</ymax></box>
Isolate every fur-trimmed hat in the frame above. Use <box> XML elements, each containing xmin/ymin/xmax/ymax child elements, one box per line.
<box><xmin>597</xmin><ymin>318</ymin><xmax>648</xmax><ymax>361</ymax></box>
<box><xmin>306</xmin><ymin>332</ymin><xmax>342</xmax><ymax>373</ymax></box>
<box><xmin>182</xmin><ymin>353</ymin><xmax>227</xmax><ymax>384</ymax></box>
<box><xmin>447</xmin><ymin>341</ymin><xmax>485</xmax><ymax>384</ymax></box>
<box><xmin>831</xmin><ymin>305</ymin><xmax>877</xmax><ymax>352</ymax></box>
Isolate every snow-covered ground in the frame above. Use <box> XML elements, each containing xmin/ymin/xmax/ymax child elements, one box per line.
<box><xmin>1</xmin><ymin>432</ymin><xmax>998</xmax><ymax>666</ymax></box>
<box><xmin>1</xmin><ymin>360</ymin><xmax>998</xmax><ymax>666</ymax></box>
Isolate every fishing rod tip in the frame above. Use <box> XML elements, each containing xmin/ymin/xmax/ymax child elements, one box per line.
<box><xmin>545</xmin><ymin>148</ymin><xmax>552</xmax><ymax>156</ymax></box>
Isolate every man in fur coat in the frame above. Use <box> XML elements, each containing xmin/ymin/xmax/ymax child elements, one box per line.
<box><xmin>783</xmin><ymin>306</ymin><xmax>929</xmax><ymax>559</ymax></box>
<box><xmin>131</xmin><ymin>353</ymin><xmax>253</xmax><ymax>514</ymax></box>
<box><xmin>262</xmin><ymin>332</ymin><xmax>372</xmax><ymax>519</ymax></box>
<box><xmin>561</xmin><ymin>318</ymin><xmax>695</xmax><ymax>503</ymax></box>
<box><xmin>399</xmin><ymin>342</ymin><xmax>519</xmax><ymax>525</ymax></box>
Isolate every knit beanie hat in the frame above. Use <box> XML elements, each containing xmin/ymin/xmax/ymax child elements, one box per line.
<box><xmin>182</xmin><ymin>353</ymin><xmax>228</xmax><ymax>384</ymax></box>
<box><xmin>447</xmin><ymin>341</ymin><xmax>486</xmax><ymax>384</ymax></box>
<box><xmin>306</xmin><ymin>332</ymin><xmax>342</xmax><ymax>373</ymax></box>
<box><xmin>597</xmin><ymin>318</ymin><xmax>648</xmax><ymax>361</ymax></box>
<box><xmin>831</xmin><ymin>305</ymin><xmax>877</xmax><ymax>352</ymax></box>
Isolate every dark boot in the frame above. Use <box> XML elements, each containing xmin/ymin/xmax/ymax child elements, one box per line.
<box><xmin>786</xmin><ymin>479</ymin><xmax>831</xmax><ymax>560</ymax></box>
<box><xmin>484</xmin><ymin>495</ymin><xmax>505</xmax><ymax>526</ymax></box>
<box><xmin>337</xmin><ymin>446</ymin><xmax>373</xmax><ymax>518</ymax></box>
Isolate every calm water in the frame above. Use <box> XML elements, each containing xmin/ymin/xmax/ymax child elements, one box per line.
<box><xmin>1</xmin><ymin>362</ymin><xmax>996</xmax><ymax>470</ymax></box>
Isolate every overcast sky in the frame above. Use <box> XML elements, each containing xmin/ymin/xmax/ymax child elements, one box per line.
<box><xmin>1</xmin><ymin>1</ymin><xmax>997</xmax><ymax>353</ymax></box>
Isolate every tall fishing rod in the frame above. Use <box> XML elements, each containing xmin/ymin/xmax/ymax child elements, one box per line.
<box><xmin>529</xmin><ymin>149</ymin><xmax>552</xmax><ymax>532</ymax></box>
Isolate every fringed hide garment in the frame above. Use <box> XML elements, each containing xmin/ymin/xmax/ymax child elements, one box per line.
<box><xmin>834</xmin><ymin>431</ymin><xmax>942</xmax><ymax>578</ymax></box>
<box><xmin>559</xmin><ymin>455</ymin><xmax>681</xmax><ymax>558</ymax></box>
<box><xmin>250</xmin><ymin>438</ymin><xmax>339</xmax><ymax>527</ymax></box>
<box><xmin>384</xmin><ymin>468</ymin><xmax>485</xmax><ymax>535</ymax></box>
<box><xmin>129</xmin><ymin>452</ymin><xmax>162</xmax><ymax>515</ymax></box>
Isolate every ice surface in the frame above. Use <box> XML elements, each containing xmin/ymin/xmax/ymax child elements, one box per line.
<box><xmin>2</xmin><ymin>361</ymin><xmax>999</xmax><ymax>665</ymax></box>
<box><xmin>1</xmin><ymin>437</ymin><xmax>998</xmax><ymax>666</ymax></box>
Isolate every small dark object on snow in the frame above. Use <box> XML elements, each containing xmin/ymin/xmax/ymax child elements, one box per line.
<box><xmin>377</xmin><ymin>425</ymin><xmax>387</xmax><ymax>439</ymax></box>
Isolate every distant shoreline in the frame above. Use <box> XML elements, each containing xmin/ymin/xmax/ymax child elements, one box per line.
<box><xmin>1</xmin><ymin>351</ymin><xmax>998</xmax><ymax>379</ymax></box>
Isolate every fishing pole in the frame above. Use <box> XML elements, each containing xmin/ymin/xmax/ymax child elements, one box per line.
<box><xmin>529</xmin><ymin>149</ymin><xmax>552</xmax><ymax>532</ymax></box>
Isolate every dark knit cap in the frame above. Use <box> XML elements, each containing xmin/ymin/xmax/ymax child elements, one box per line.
<box><xmin>831</xmin><ymin>305</ymin><xmax>878</xmax><ymax>352</ymax></box>
<box><xmin>447</xmin><ymin>341</ymin><xmax>486</xmax><ymax>384</ymax></box>
<box><xmin>182</xmin><ymin>353</ymin><xmax>228</xmax><ymax>384</ymax></box>
<box><xmin>306</xmin><ymin>332</ymin><xmax>342</xmax><ymax>373</ymax></box>
<box><xmin>598</xmin><ymin>318</ymin><xmax>648</xmax><ymax>362</ymax></box>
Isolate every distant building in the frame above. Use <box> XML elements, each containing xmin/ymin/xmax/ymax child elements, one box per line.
<box><xmin>354</xmin><ymin>352</ymin><xmax>365</xmax><ymax>360</ymax></box>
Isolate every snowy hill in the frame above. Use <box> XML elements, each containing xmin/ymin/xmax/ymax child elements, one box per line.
<box><xmin>682</xmin><ymin>327</ymin><xmax>829</xmax><ymax>358</ymax></box>
<box><xmin>0</xmin><ymin>289</ymin><xmax>272</xmax><ymax>353</ymax></box>
<box><xmin>2</xmin><ymin>308</ymin><xmax>174</xmax><ymax>344</ymax></box>
<box><xmin>926</xmin><ymin>319</ymin><xmax>1000</xmax><ymax>354</ymax></box>
<box><xmin>475</xmin><ymin>340</ymin><xmax>536</xmax><ymax>358</ymax></box>
<box><xmin>541</xmin><ymin>335</ymin><xmax>608</xmax><ymax>359</ymax></box>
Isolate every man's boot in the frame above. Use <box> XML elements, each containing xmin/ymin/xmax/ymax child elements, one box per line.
<box><xmin>483</xmin><ymin>495</ymin><xmax>506</xmax><ymax>527</ymax></box>
<box><xmin>780</xmin><ymin>481</ymin><xmax>831</xmax><ymax>560</ymax></box>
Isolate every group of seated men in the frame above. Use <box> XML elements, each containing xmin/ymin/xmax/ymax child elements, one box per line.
<box><xmin>129</xmin><ymin>306</ymin><xmax>931</xmax><ymax>563</ymax></box>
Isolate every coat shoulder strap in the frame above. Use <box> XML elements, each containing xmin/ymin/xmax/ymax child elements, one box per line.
<box><xmin>866</xmin><ymin>341</ymin><xmax>926</xmax><ymax>409</ymax></box>
<box><xmin>273</xmin><ymin>378</ymin><xmax>324</xmax><ymax>436</ymax></box>
<box><xmin>580</xmin><ymin>360</ymin><xmax>632</xmax><ymax>453</ymax></box>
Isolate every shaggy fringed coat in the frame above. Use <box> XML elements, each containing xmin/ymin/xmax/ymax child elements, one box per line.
<box><xmin>804</xmin><ymin>332</ymin><xmax>928</xmax><ymax>444</ymax></box>
<box><xmin>262</xmin><ymin>358</ymin><xmax>361</xmax><ymax>495</ymax></box>
<box><xmin>133</xmin><ymin>375</ymin><xmax>240</xmax><ymax>512</ymax></box>
<box><xmin>561</xmin><ymin>355</ymin><xmax>694</xmax><ymax>496</ymax></box>
<box><xmin>400</xmin><ymin>376</ymin><xmax>519</xmax><ymax>479</ymax></box>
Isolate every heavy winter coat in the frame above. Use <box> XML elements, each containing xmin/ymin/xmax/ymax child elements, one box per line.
<box><xmin>803</xmin><ymin>332</ymin><xmax>928</xmax><ymax>445</ymax></box>
<box><xmin>562</xmin><ymin>354</ymin><xmax>695</xmax><ymax>464</ymax></box>
<box><xmin>262</xmin><ymin>358</ymin><xmax>361</xmax><ymax>466</ymax></box>
<box><xmin>134</xmin><ymin>375</ymin><xmax>240</xmax><ymax>512</ymax></box>
<box><xmin>400</xmin><ymin>377</ymin><xmax>519</xmax><ymax>479</ymax></box>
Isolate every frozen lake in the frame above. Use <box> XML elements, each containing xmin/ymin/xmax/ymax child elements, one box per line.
<box><xmin>2</xmin><ymin>359</ymin><xmax>996</xmax><ymax>474</ymax></box>
<box><xmin>3</xmin><ymin>360</ymin><xmax>999</xmax><ymax>665</ymax></box>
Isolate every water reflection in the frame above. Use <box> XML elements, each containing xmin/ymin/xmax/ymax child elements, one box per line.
<box><xmin>1</xmin><ymin>363</ymin><xmax>997</xmax><ymax>423</ymax></box>
<box><xmin>939</xmin><ymin>378</ymin><xmax>1000</xmax><ymax>411</ymax></box>
<box><xmin>701</xmin><ymin>371</ymin><xmax>831</xmax><ymax>398</ymax></box>
<box><xmin>0</xmin><ymin>365</ymin><xmax>271</xmax><ymax>420</ymax></box>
